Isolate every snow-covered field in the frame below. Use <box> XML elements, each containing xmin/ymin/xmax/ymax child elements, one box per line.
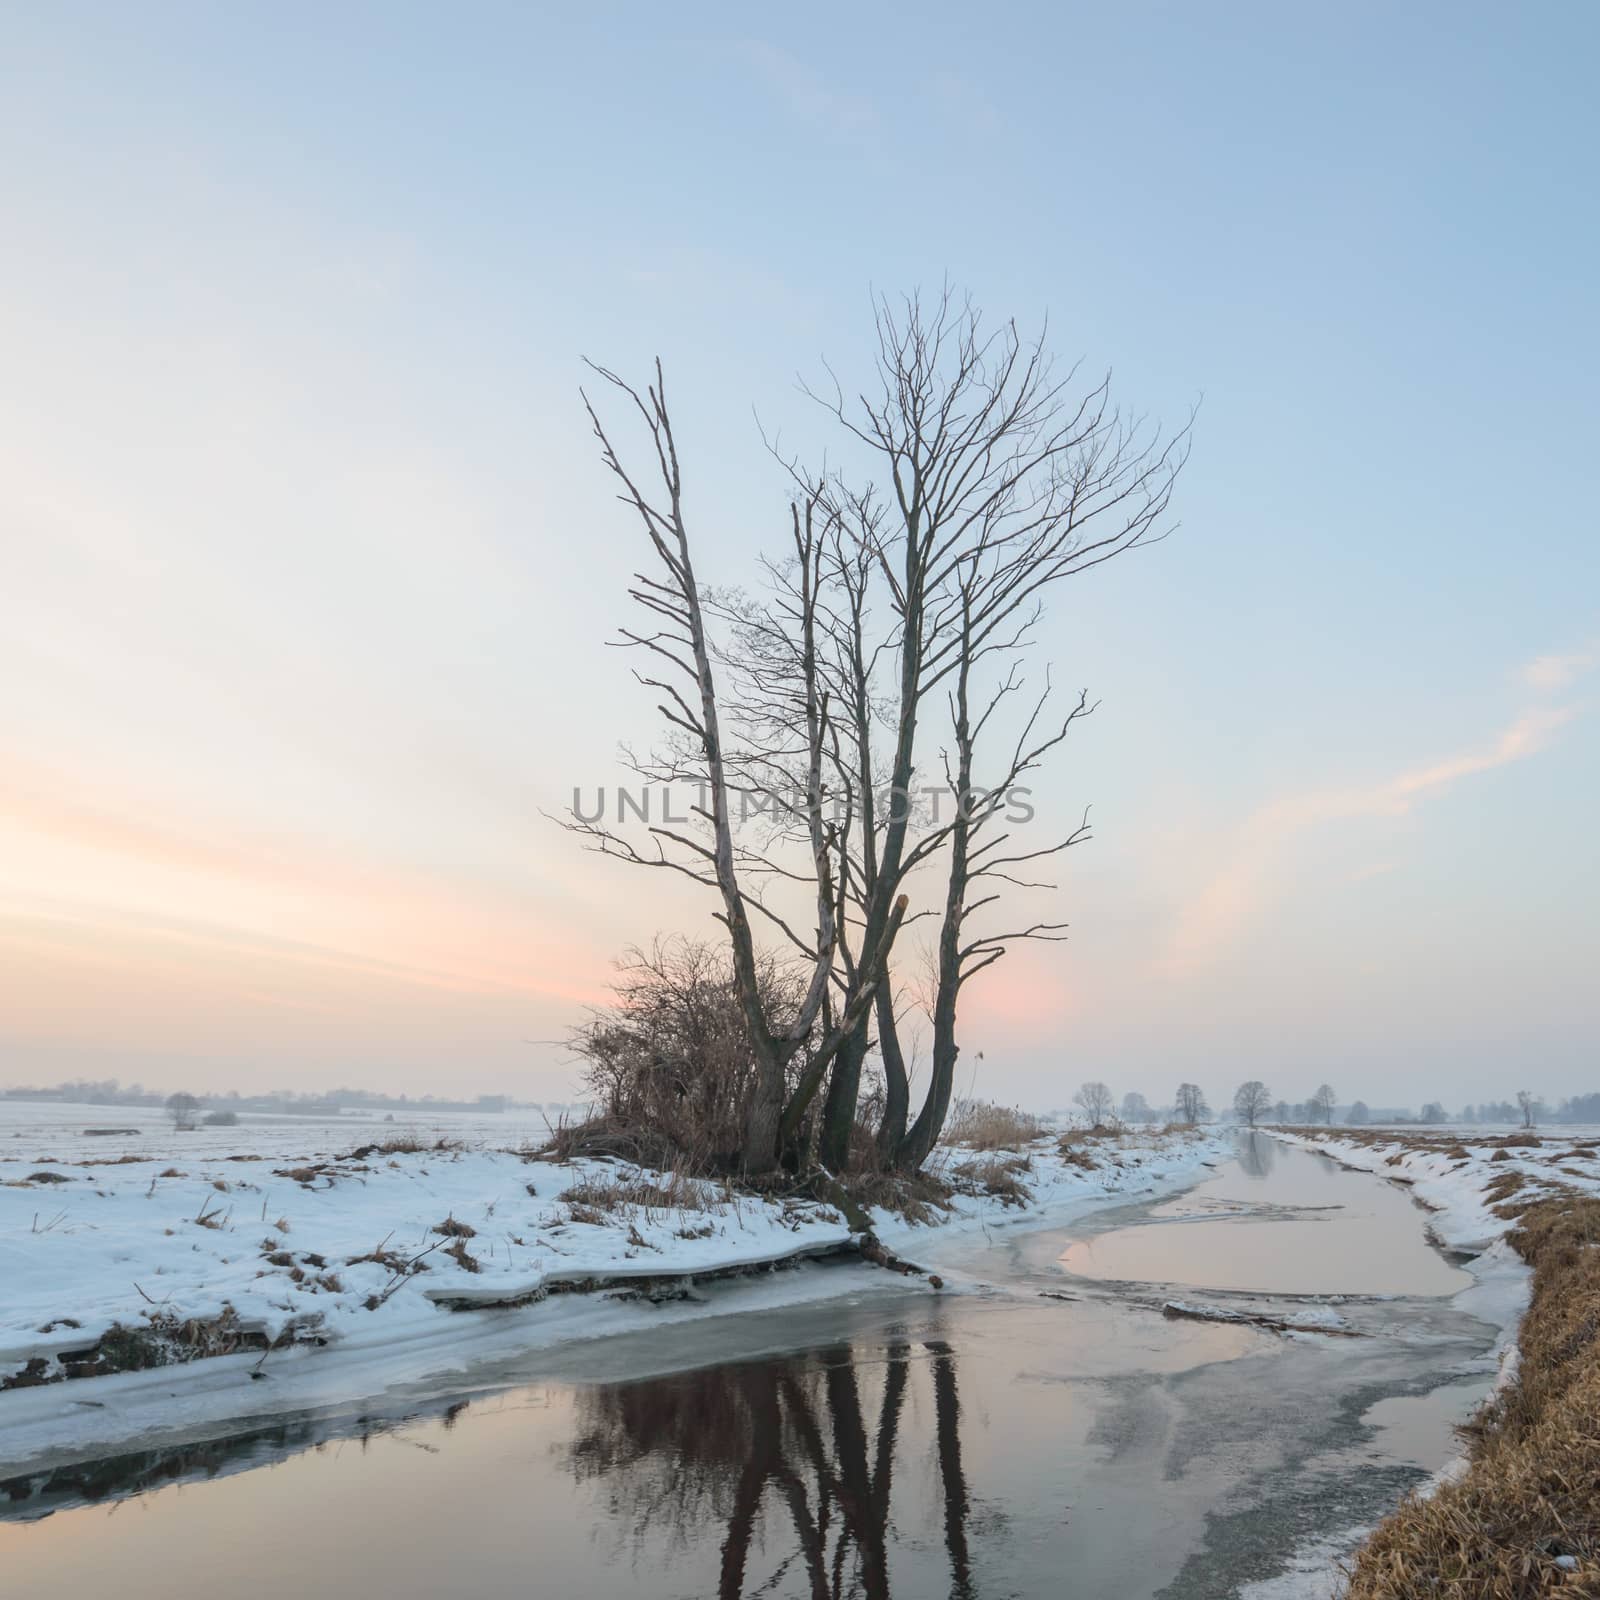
<box><xmin>0</xmin><ymin>1098</ymin><xmax>1227</xmax><ymax>1464</ymax></box>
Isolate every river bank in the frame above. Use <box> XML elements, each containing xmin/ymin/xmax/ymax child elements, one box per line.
<box><xmin>0</xmin><ymin>1102</ymin><xmax>1227</xmax><ymax>1469</ymax></box>
<box><xmin>1272</xmin><ymin>1127</ymin><xmax>1600</xmax><ymax>1596</ymax></box>
<box><xmin>1</xmin><ymin>1134</ymin><xmax>1507</xmax><ymax>1599</ymax></box>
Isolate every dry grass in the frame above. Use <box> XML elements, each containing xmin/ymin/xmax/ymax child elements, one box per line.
<box><xmin>942</xmin><ymin>1099</ymin><xmax>1048</xmax><ymax>1151</ymax></box>
<box><xmin>1344</xmin><ymin>1190</ymin><xmax>1600</xmax><ymax>1597</ymax></box>
<box><xmin>558</xmin><ymin>1170</ymin><xmax>717</xmax><ymax>1218</ymax></box>
<box><xmin>443</xmin><ymin>1237</ymin><xmax>481</xmax><ymax>1273</ymax></box>
<box><xmin>948</xmin><ymin>1153</ymin><xmax>1033</xmax><ymax>1208</ymax></box>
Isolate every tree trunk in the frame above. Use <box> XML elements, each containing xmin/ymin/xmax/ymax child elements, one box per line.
<box><xmin>873</xmin><ymin>977</ymin><xmax>910</xmax><ymax>1164</ymax></box>
<box><xmin>818</xmin><ymin>1017</ymin><xmax>869</xmax><ymax>1171</ymax></box>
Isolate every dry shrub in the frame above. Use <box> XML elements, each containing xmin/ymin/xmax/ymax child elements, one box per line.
<box><xmin>1345</xmin><ymin>1191</ymin><xmax>1600</xmax><ymax>1597</ymax></box>
<box><xmin>563</xmin><ymin>936</ymin><xmax>821</xmax><ymax>1173</ymax></box>
<box><xmin>942</xmin><ymin>1099</ymin><xmax>1047</xmax><ymax>1151</ymax></box>
<box><xmin>432</xmin><ymin>1214</ymin><xmax>476</xmax><ymax>1238</ymax></box>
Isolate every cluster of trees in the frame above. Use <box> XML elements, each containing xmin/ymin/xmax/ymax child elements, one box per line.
<box><xmin>570</xmin><ymin>290</ymin><xmax>1187</xmax><ymax>1175</ymax></box>
<box><xmin>1060</xmin><ymin>1081</ymin><xmax>1211</xmax><ymax>1127</ymax></box>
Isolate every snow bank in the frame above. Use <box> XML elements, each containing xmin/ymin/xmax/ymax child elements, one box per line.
<box><xmin>0</xmin><ymin>1106</ymin><xmax>1226</xmax><ymax>1450</ymax></box>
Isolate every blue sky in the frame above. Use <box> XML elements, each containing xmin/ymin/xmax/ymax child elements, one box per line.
<box><xmin>1</xmin><ymin>3</ymin><xmax>1595</xmax><ymax>1109</ymax></box>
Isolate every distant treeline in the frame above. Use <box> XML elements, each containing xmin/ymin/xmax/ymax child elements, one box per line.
<box><xmin>0</xmin><ymin>1080</ymin><xmax>574</xmax><ymax>1117</ymax></box>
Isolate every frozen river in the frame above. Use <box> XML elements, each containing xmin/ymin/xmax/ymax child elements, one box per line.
<box><xmin>0</xmin><ymin>1136</ymin><xmax>1506</xmax><ymax>1598</ymax></box>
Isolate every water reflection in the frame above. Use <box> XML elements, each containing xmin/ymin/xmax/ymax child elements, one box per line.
<box><xmin>0</xmin><ymin>1396</ymin><xmax>473</xmax><ymax>1522</ymax></box>
<box><xmin>568</xmin><ymin>1338</ymin><xmax>983</xmax><ymax>1598</ymax></box>
<box><xmin>1237</xmin><ymin>1130</ymin><xmax>1277</xmax><ymax>1179</ymax></box>
<box><xmin>4</xmin><ymin>1336</ymin><xmax>987</xmax><ymax>1598</ymax></box>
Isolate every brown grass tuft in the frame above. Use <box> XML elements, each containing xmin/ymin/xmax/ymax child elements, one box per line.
<box><xmin>443</xmin><ymin>1237</ymin><xmax>481</xmax><ymax>1273</ymax></box>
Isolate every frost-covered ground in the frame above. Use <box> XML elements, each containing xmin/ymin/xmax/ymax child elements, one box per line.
<box><xmin>0</xmin><ymin>1098</ymin><xmax>1226</xmax><ymax>1463</ymax></box>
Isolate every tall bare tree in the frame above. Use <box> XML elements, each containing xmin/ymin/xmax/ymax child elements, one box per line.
<box><xmin>793</xmin><ymin>291</ymin><xmax>1188</xmax><ymax>1169</ymax></box>
<box><xmin>569</xmin><ymin>363</ymin><xmax>905</xmax><ymax>1173</ymax></box>
<box><xmin>1175</xmin><ymin>1082</ymin><xmax>1208</xmax><ymax>1126</ymax></box>
<box><xmin>569</xmin><ymin>290</ymin><xmax>1188</xmax><ymax>1175</ymax></box>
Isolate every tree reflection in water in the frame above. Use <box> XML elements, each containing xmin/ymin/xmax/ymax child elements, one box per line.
<box><xmin>567</xmin><ymin>1334</ymin><xmax>988</xmax><ymax>1598</ymax></box>
<box><xmin>1237</xmin><ymin>1130</ymin><xmax>1277</xmax><ymax>1180</ymax></box>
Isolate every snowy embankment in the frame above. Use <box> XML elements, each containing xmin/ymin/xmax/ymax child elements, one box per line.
<box><xmin>0</xmin><ymin>1101</ymin><xmax>1226</xmax><ymax>1463</ymax></box>
<box><xmin>1275</xmin><ymin>1123</ymin><xmax>1600</xmax><ymax>1375</ymax></box>
<box><xmin>1229</xmin><ymin>1128</ymin><xmax>1600</xmax><ymax>1600</ymax></box>
<box><xmin>1273</xmin><ymin>1125</ymin><xmax>1600</xmax><ymax>1253</ymax></box>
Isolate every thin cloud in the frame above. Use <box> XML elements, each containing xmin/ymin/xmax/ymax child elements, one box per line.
<box><xmin>1520</xmin><ymin>644</ymin><xmax>1596</xmax><ymax>692</ymax></box>
<box><xmin>1162</xmin><ymin>698</ymin><xmax>1579</xmax><ymax>975</ymax></box>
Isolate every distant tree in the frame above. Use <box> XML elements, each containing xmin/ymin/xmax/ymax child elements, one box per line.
<box><xmin>1516</xmin><ymin>1090</ymin><xmax>1539</xmax><ymax>1129</ymax></box>
<box><xmin>202</xmin><ymin>1109</ymin><xmax>239</xmax><ymax>1127</ymax></box>
<box><xmin>165</xmin><ymin>1092</ymin><xmax>201</xmax><ymax>1131</ymax></box>
<box><xmin>1418</xmin><ymin>1101</ymin><xmax>1447</xmax><ymax>1124</ymax></box>
<box><xmin>1273</xmin><ymin>1100</ymin><xmax>1290</xmax><ymax>1124</ymax></box>
<box><xmin>1175</xmin><ymin>1083</ymin><xmax>1209</xmax><ymax>1126</ymax></box>
<box><xmin>1233</xmin><ymin>1080</ymin><xmax>1272</xmax><ymax>1127</ymax></box>
<box><xmin>1560</xmin><ymin>1092</ymin><xmax>1600</xmax><ymax>1123</ymax></box>
<box><xmin>1074</xmin><ymin>1081</ymin><xmax>1115</xmax><ymax>1127</ymax></box>
<box><xmin>1121</xmin><ymin>1091</ymin><xmax>1153</xmax><ymax>1125</ymax></box>
<box><xmin>1346</xmin><ymin>1100</ymin><xmax>1371</xmax><ymax>1126</ymax></box>
<box><xmin>1309</xmin><ymin>1084</ymin><xmax>1337</xmax><ymax>1124</ymax></box>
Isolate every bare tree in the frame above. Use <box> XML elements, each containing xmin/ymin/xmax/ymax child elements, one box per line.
<box><xmin>165</xmin><ymin>1091</ymin><xmax>200</xmax><ymax>1132</ymax></box>
<box><xmin>1121</xmin><ymin>1090</ymin><xmax>1153</xmax><ymax>1124</ymax></box>
<box><xmin>1073</xmin><ymin>1080</ymin><xmax>1114</xmax><ymax>1127</ymax></box>
<box><xmin>1346</xmin><ymin>1099</ymin><xmax>1371</xmax><ymax>1126</ymax></box>
<box><xmin>569</xmin><ymin>364</ymin><xmax>906</xmax><ymax>1173</ymax></box>
<box><xmin>1232</xmin><ymin>1080</ymin><xmax>1271</xmax><ymax>1127</ymax></box>
<box><xmin>569</xmin><ymin>290</ymin><xmax>1188</xmax><ymax>1175</ymax></box>
<box><xmin>1516</xmin><ymin>1089</ymin><xmax>1539</xmax><ymax>1129</ymax></box>
<box><xmin>796</xmin><ymin>291</ymin><xmax>1188</xmax><ymax>1171</ymax></box>
<box><xmin>1175</xmin><ymin>1083</ymin><xmax>1208</xmax><ymax>1126</ymax></box>
<box><xmin>1309</xmin><ymin>1084</ymin><xmax>1337</xmax><ymax>1124</ymax></box>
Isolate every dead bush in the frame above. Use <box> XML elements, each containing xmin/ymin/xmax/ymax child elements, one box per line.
<box><xmin>562</xmin><ymin>936</ymin><xmax>821</xmax><ymax>1173</ymax></box>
